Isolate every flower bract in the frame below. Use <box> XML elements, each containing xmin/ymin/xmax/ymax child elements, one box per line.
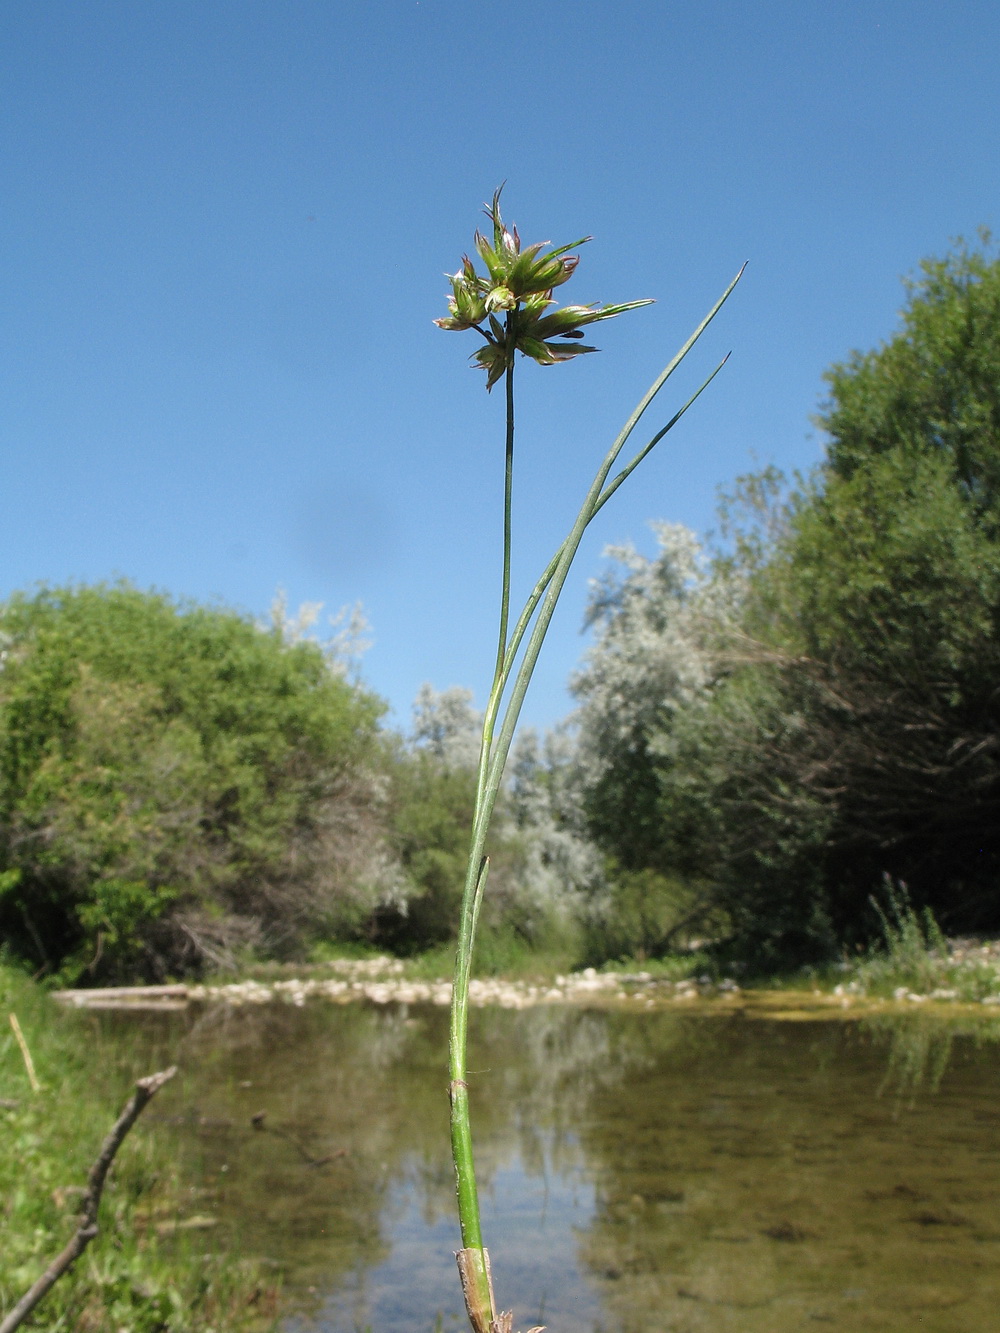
<box><xmin>435</xmin><ymin>187</ymin><xmax>653</xmax><ymax>390</ymax></box>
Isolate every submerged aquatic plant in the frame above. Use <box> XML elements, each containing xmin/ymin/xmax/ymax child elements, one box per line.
<box><xmin>436</xmin><ymin>187</ymin><xmax>742</xmax><ymax>1333</ymax></box>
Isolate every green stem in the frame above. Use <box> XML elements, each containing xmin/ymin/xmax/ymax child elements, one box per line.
<box><xmin>496</xmin><ymin>353</ymin><xmax>515</xmax><ymax>684</ymax></box>
<box><xmin>449</xmin><ymin>855</ymin><xmax>489</xmax><ymax>1249</ymax></box>
<box><xmin>449</xmin><ymin>353</ymin><xmax>515</xmax><ymax>1326</ymax></box>
<box><xmin>475</xmin><ymin>354</ymin><xmax>516</xmax><ymax>819</ymax></box>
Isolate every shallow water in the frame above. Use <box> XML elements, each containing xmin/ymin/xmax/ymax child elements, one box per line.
<box><xmin>89</xmin><ymin>999</ymin><xmax>1000</xmax><ymax>1332</ymax></box>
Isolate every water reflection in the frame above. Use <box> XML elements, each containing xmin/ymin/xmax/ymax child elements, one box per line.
<box><xmin>873</xmin><ymin>1014</ymin><xmax>957</xmax><ymax>1106</ymax></box>
<box><xmin>87</xmin><ymin>1002</ymin><xmax>1000</xmax><ymax>1332</ymax></box>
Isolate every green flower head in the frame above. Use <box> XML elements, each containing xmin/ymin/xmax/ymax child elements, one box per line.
<box><xmin>435</xmin><ymin>187</ymin><xmax>653</xmax><ymax>390</ymax></box>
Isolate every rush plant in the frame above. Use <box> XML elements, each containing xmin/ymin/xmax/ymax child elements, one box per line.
<box><xmin>436</xmin><ymin>188</ymin><xmax>742</xmax><ymax>1333</ymax></box>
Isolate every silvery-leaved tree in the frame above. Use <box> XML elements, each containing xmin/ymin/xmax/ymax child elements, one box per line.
<box><xmin>435</xmin><ymin>187</ymin><xmax>742</xmax><ymax>1333</ymax></box>
<box><xmin>572</xmin><ymin>521</ymin><xmax>736</xmax><ymax>786</ymax></box>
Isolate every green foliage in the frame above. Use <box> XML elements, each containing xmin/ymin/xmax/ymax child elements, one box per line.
<box><xmin>864</xmin><ymin>880</ymin><xmax>949</xmax><ymax>995</ymax></box>
<box><xmin>377</xmin><ymin>744</ymin><xmax>535</xmax><ymax>956</ymax></box>
<box><xmin>720</xmin><ymin>237</ymin><xmax>1000</xmax><ymax>949</ymax></box>
<box><xmin>584</xmin><ymin>866</ymin><xmax>717</xmax><ymax>966</ymax></box>
<box><xmin>379</xmin><ymin>750</ymin><xmax>480</xmax><ymax>952</ymax></box>
<box><xmin>827</xmin><ymin>881</ymin><xmax>1000</xmax><ymax>1003</ymax></box>
<box><xmin>822</xmin><ymin>231</ymin><xmax>1000</xmax><ymax>525</ymax></box>
<box><xmin>0</xmin><ymin>583</ymin><xmax>385</xmax><ymax>981</ymax></box>
<box><xmin>0</xmin><ymin>964</ymin><xmax>275</xmax><ymax>1331</ymax></box>
<box><xmin>574</xmin><ymin>237</ymin><xmax>1000</xmax><ymax>965</ymax></box>
<box><xmin>776</xmin><ymin>453</ymin><xmax>998</xmax><ymax>671</ymax></box>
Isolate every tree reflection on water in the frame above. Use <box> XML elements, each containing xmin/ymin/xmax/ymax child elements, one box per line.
<box><xmin>89</xmin><ymin>1001</ymin><xmax>1000</xmax><ymax>1332</ymax></box>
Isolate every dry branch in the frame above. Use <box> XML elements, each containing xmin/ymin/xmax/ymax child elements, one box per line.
<box><xmin>51</xmin><ymin>985</ymin><xmax>190</xmax><ymax>1012</ymax></box>
<box><xmin>7</xmin><ymin>1013</ymin><xmax>40</xmax><ymax>1093</ymax></box>
<box><xmin>0</xmin><ymin>1066</ymin><xmax>177</xmax><ymax>1333</ymax></box>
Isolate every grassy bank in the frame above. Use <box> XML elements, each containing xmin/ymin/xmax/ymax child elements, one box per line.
<box><xmin>0</xmin><ymin>961</ymin><xmax>277</xmax><ymax>1333</ymax></box>
<box><xmin>760</xmin><ymin>891</ymin><xmax>1000</xmax><ymax>1005</ymax></box>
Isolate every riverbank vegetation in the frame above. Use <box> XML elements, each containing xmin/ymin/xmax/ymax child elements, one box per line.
<box><xmin>0</xmin><ymin>237</ymin><xmax>998</xmax><ymax>990</ymax></box>
<box><xmin>0</xmin><ymin>961</ymin><xmax>276</xmax><ymax>1332</ymax></box>
<box><xmin>0</xmin><ymin>586</ymin><xmax>387</xmax><ymax>985</ymax></box>
<box><xmin>571</xmin><ymin>234</ymin><xmax>1000</xmax><ymax>969</ymax></box>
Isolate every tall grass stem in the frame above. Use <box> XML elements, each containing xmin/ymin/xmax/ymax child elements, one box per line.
<box><xmin>447</xmin><ymin>266</ymin><xmax>743</xmax><ymax>1329</ymax></box>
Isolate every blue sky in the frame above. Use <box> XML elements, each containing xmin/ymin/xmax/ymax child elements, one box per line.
<box><xmin>3</xmin><ymin>1</ymin><xmax>998</xmax><ymax>733</ymax></box>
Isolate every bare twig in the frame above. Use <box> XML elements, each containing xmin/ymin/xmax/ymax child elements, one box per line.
<box><xmin>249</xmin><ymin>1109</ymin><xmax>345</xmax><ymax>1168</ymax></box>
<box><xmin>0</xmin><ymin>1067</ymin><xmax>177</xmax><ymax>1333</ymax></box>
<box><xmin>8</xmin><ymin>1013</ymin><xmax>41</xmax><ymax>1093</ymax></box>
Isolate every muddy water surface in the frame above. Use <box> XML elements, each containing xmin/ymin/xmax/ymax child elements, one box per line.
<box><xmin>93</xmin><ymin>999</ymin><xmax>1000</xmax><ymax>1332</ymax></box>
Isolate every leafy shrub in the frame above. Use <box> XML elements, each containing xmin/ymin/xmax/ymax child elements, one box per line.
<box><xmin>583</xmin><ymin>866</ymin><xmax>720</xmax><ymax>966</ymax></box>
<box><xmin>0</xmin><ymin>583</ymin><xmax>386</xmax><ymax>981</ymax></box>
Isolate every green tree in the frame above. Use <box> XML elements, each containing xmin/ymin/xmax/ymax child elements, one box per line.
<box><xmin>571</xmin><ymin>522</ymin><xmax>739</xmax><ymax>956</ymax></box>
<box><xmin>0</xmin><ymin>583</ymin><xmax>386</xmax><ymax>981</ymax></box>
<box><xmin>574</xmin><ymin>238</ymin><xmax>1000</xmax><ymax>964</ymax></box>
<box><xmin>379</xmin><ymin>749</ymin><xmax>481</xmax><ymax>952</ymax></box>
<box><xmin>724</xmin><ymin>238</ymin><xmax>1000</xmax><ymax>951</ymax></box>
<box><xmin>823</xmin><ymin>232</ymin><xmax>1000</xmax><ymax>525</ymax></box>
<box><xmin>377</xmin><ymin>686</ymin><xmax>540</xmax><ymax>956</ymax></box>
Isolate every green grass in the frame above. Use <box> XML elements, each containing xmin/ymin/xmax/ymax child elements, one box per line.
<box><xmin>257</xmin><ymin>929</ymin><xmax>585</xmax><ymax>986</ymax></box>
<box><xmin>594</xmin><ymin>951</ymin><xmax>711</xmax><ymax>982</ymax></box>
<box><xmin>845</xmin><ymin>884</ymin><xmax>1000</xmax><ymax>1003</ymax></box>
<box><xmin>735</xmin><ymin>886</ymin><xmax>1000</xmax><ymax>1005</ymax></box>
<box><xmin>0</xmin><ymin>959</ymin><xmax>277</xmax><ymax>1333</ymax></box>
